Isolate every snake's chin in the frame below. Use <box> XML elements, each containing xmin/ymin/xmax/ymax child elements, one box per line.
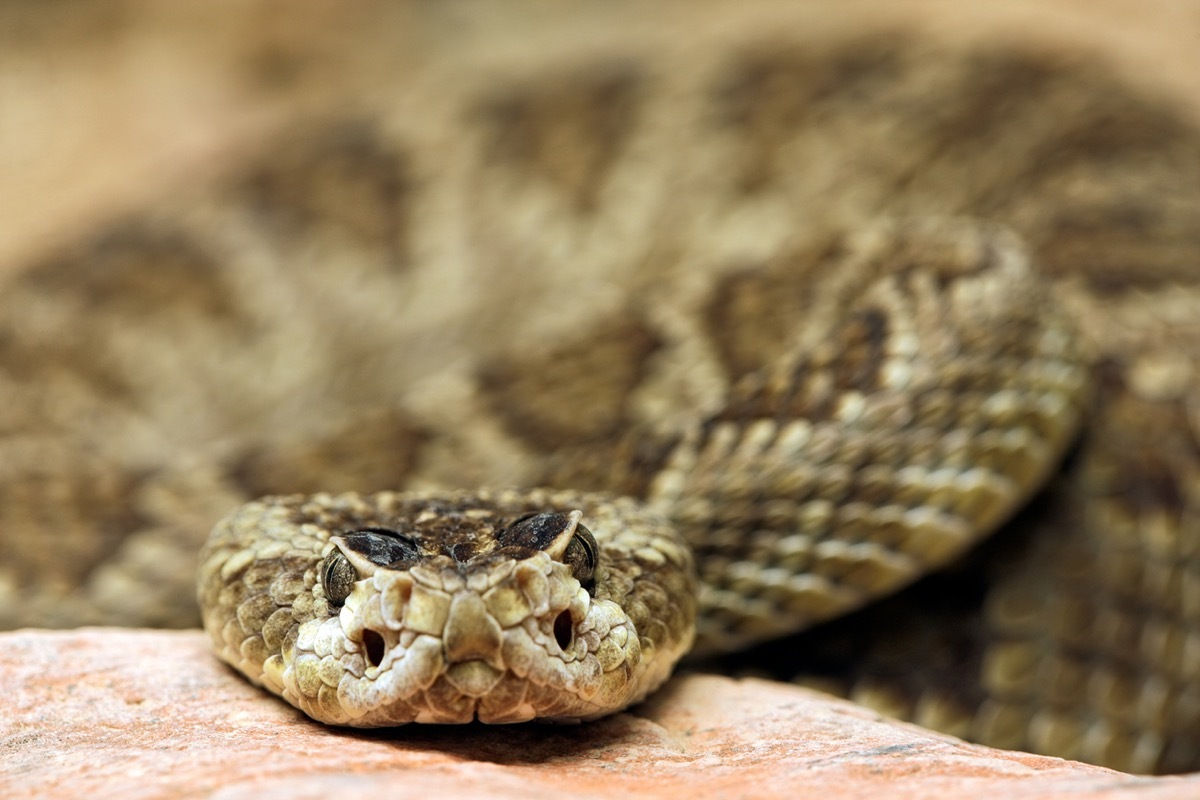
<box><xmin>264</xmin><ymin>551</ymin><xmax>687</xmax><ymax>726</ymax></box>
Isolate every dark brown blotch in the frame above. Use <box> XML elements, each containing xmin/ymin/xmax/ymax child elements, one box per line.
<box><xmin>3</xmin><ymin>224</ymin><xmax>243</xmax><ymax>407</ymax></box>
<box><xmin>228</xmin><ymin>410</ymin><xmax>431</xmax><ymax>498</ymax></box>
<box><xmin>478</xmin><ymin>314</ymin><xmax>663</xmax><ymax>452</ymax></box>
<box><xmin>704</xmin><ymin>239</ymin><xmax>845</xmax><ymax>382</ymax></box>
<box><xmin>475</xmin><ymin>68</ymin><xmax>643</xmax><ymax>211</ymax></box>
<box><xmin>712</xmin><ymin>38</ymin><xmax>906</xmax><ymax>193</ymax></box>
<box><xmin>239</xmin><ymin>120</ymin><xmax>412</xmax><ymax>269</ymax></box>
<box><xmin>19</xmin><ymin>223</ymin><xmax>238</xmax><ymax>324</ymax></box>
<box><xmin>0</xmin><ymin>454</ymin><xmax>151</xmax><ymax>600</ymax></box>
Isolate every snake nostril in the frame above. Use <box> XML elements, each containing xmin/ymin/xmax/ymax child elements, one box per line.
<box><xmin>553</xmin><ymin>610</ymin><xmax>573</xmax><ymax>651</ymax></box>
<box><xmin>362</xmin><ymin>629</ymin><xmax>386</xmax><ymax>667</ymax></box>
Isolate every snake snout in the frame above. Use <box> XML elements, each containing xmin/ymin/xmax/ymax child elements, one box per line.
<box><xmin>442</xmin><ymin>593</ymin><xmax>504</xmax><ymax>666</ymax></box>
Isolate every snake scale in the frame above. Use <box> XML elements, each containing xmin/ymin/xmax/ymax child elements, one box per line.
<box><xmin>5</xmin><ymin>3</ymin><xmax>1200</xmax><ymax>775</ymax></box>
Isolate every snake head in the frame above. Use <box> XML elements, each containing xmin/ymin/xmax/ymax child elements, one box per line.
<box><xmin>198</xmin><ymin>489</ymin><xmax>695</xmax><ymax>726</ymax></box>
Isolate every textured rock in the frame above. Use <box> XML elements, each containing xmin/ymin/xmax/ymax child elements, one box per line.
<box><xmin>2</xmin><ymin>629</ymin><xmax>1199</xmax><ymax>799</ymax></box>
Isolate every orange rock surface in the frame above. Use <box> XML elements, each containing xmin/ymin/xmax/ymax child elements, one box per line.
<box><xmin>3</xmin><ymin>629</ymin><xmax>1198</xmax><ymax>799</ymax></box>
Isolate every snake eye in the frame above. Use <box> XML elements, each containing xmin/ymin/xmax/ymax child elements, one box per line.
<box><xmin>321</xmin><ymin>528</ymin><xmax>422</xmax><ymax>609</ymax></box>
<box><xmin>500</xmin><ymin>512</ymin><xmax>597</xmax><ymax>591</ymax></box>
<box><xmin>562</xmin><ymin>524</ymin><xmax>597</xmax><ymax>591</ymax></box>
<box><xmin>321</xmin><ymin>550</ymin><xmax>357</xmax><ymax>608</ymax></box>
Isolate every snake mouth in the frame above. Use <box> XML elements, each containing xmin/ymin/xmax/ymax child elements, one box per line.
<box><xmin>443</xmin><ymin>660</ymin><xmax>506</xmax><ymax>698</ymax></box>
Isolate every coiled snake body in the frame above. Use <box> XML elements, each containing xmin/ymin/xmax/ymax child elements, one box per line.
<box><xmin>198</xmin><ymin>220</ymin><xmax>1087</xmax><ymax>727</ymax></box>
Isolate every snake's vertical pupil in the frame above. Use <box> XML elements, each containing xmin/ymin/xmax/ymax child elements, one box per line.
<box><xmin>564</xmin><ymin>525</ymin><xmax>597</xmax><ymax>591</ymax></box>
<box><xmin>321</xmin><ymin>550</ymin><xmax>357</xmax><ymax>608</ymax></box>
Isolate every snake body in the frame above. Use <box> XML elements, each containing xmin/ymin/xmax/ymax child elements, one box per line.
<box><xmin>198</xmin><ymin>219</ymin><xmax>1087</xmax><ymax>725</ymax></box>
<box><xmin>6</xmin><ymin>7</ymin><xmax>1200</xmax><ymax>773</ymax></box>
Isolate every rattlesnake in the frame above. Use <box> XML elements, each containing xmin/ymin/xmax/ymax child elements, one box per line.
<box><xmin>196</xmin><ymin>218</ymin><xmax>1085</xmax><ymax>727</ymax></box>
<box><xmin>5</xmin><ymin>7</ymin><xmax>1200</xmax><ymax>775</ymax></box>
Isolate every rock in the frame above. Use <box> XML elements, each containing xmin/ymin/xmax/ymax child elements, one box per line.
<box><xmin>2</xmin><ymin>629</ymin><xmax>1198</xmax><ymax>798</ymax></box>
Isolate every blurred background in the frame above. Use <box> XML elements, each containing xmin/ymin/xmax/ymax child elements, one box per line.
<box><xmin>2</xmin><ymin>0</ymin><xmax>1199</xmax><ymax>273</ymax></box>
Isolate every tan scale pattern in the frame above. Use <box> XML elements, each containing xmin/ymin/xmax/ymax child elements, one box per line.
<box><xmin>4</xmin><ymin>15</ymin><xmax>1200</xmax><ymax>772</ymax></box>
